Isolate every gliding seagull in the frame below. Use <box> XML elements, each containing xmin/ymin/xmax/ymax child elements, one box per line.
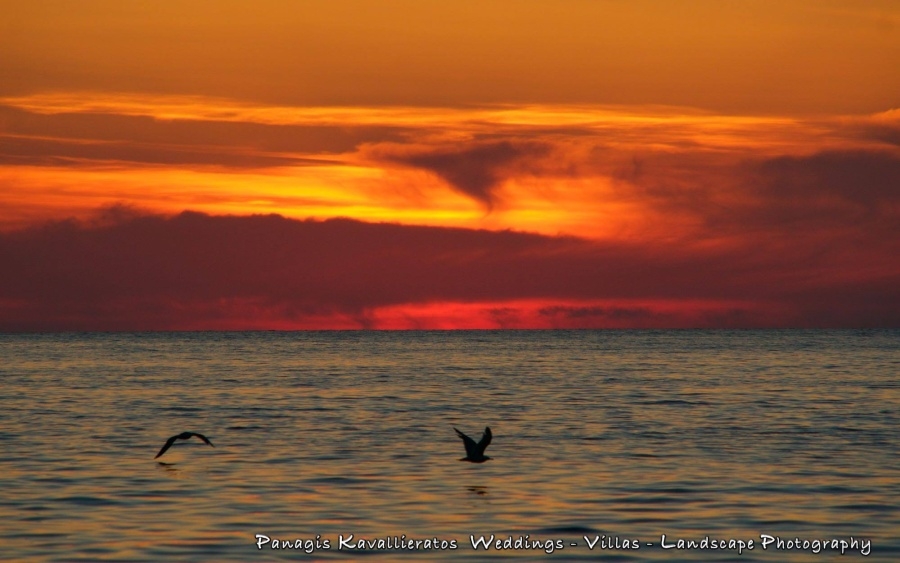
<box><xmin>154</xmin><ymin>432</ymin><xmax>215</xmax><ymax>459</ymax></box>
<box><xmin>454</xmin><ymin>426</ymin><xmax>492</xmax><ymax>463</ymax></box>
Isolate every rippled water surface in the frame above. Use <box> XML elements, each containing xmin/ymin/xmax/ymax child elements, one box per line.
<box><xmin>1</xmin><ymin>330</ymin><xmax>898</xmax><ymax>561</ymax></box>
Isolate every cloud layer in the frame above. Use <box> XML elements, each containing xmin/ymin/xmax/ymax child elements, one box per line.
<box><xmin>1</xmin><ymin>94</ymin><xmax>898</xmax><ymax>329</ymax></box>
<box><xmin>1</xmin><ymin>210</ymin><xmax>897</xmax><ymax>330</ymax></box>
<box><xmin>4</xmin><ymin>94</ymin><xmax>899</xmax><ymax>240</ymax></box>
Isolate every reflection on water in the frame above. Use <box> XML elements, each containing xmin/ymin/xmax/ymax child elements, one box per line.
<box><xmin>156</xmin><ymin>462</ymin><xmax>179</xmax><ymax>473</ymax></box>
<box><xmin>0</xmin><ymin>330</ymin><xmax>897</xmax><ymax>561</ymax></box>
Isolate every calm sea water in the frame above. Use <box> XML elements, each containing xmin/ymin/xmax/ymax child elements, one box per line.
<box><xmin>0</xmin><ymin>330</ymin><xmax>897</xmax><ymax>562</ymax></box>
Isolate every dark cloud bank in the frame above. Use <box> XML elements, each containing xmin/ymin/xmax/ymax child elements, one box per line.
<box><xmin>1</xmin><ymin>210</ymin><xmax>897</xmax><ymax>330</ymax></box>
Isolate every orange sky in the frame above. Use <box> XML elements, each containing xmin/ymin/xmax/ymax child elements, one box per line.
<box><xmin>1</xmin><ymin>1</ymin><xmax>899</xmax><ymax>329</ymax></box>
<box><xmin>4</xmin><ymin>1</ymin><xmax>899</xmax><ymax>113</ymax></box>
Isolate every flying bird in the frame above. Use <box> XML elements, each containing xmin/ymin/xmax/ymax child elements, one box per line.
<box><xmin>154</xmin><ymin>432</ymin><xmax>215</xmax><ymax>459</ymax></box>
<box><xmin>454</xmin><ymin>426</ymin><xmax>492</xmax><ymax>463</ymax></box>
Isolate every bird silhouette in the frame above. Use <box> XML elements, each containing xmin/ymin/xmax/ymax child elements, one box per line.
<box><xmin>454</xmin><ymin>426</ymin><xmax>492</xmax><ymax>462</ymax></box>
<box><xmin>154</xmin><ymin>432</ymin><xmax>215</xmax><ymax>459</ymax></box>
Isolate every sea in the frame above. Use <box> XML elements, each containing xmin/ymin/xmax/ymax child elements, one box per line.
<box><xmin>0</xmin><ymin>330</ymin><xmax>897</xmax><ymax>562</ymax></box>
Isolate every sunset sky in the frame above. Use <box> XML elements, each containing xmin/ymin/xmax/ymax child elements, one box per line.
<box><xmin>1</xmin><ymin>0</ymin><xmax>899</xmax><ymax>330</ymax></box>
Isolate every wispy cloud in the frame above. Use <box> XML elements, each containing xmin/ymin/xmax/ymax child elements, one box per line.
<box><xmin>368</xmin><ymin>140</ymin><xmax>551</xmax><ymax>208</ymax></box>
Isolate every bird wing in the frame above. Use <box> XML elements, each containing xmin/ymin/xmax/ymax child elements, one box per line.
<box><xmin>476</xmin><ymin>427</ymin><xmax>492</xmax><ymax>455</ymax></box>
<box><xmin>191</xmin><ymin>433</ymin><xmax>214</xmax><ymax>447</ymax></box>
<box><xmin>154</xmin><ymin>435</ymin><xmax>178</xmax><ymax>459</ymax></box>
<box><xmin>454</xmin><ymin>427</ymin><xmax>478</xmax><ymax>458</ymax></box>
